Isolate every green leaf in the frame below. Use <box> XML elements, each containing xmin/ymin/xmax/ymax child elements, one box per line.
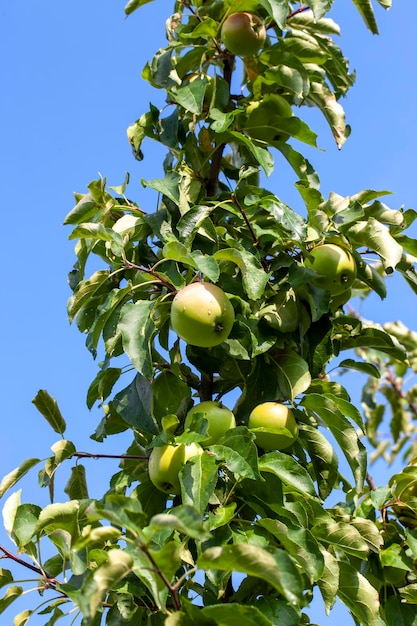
<box><xmin>258</xmin><ymin>0</ymin><xmax>288</xmax><ymax>29</ymax></box>
<box><xmin>307</xmin><ymin>80</ymin><xmax>347</xmax><ymax>149</ymax></box>
<box><xmin>112</xmin><ymin>374</ymin><xmax>157</xmax><ymax>435</ymax></box>
<box><xmin>259</xmin><ymin>452</ymin><xmax>318</xmax><ymax>498</ymax></box>
<box><xmin>213</xmin><ymin>248</ymin><xmax>270</xmax><ymax>300</ymax></box>
<box><xmin>302</xmin><ymin>394</ymin><xmax>367</xmax><ymax>492</ymax></box>
<box><xmin>13</xmin><ymin>609</ymin><xmax>32</xmax><ymax>626</ymax></box>
<box><xmin>198</xmin><ymin>544</ymin><xmax>303</xmax><ymax>607</ymax></box>
<box><xmin>385</xmin><ymin>595</ymin><xmax>417</xmax><ymax>625</ymax></box>
<box><xmin>125</xmin><ymin>0</ymin><xmax>154</xmax><ymax>16</ymax></box>
<box><xmin>68</xmin><ymin>223</ymin><xmax>123</xmax><ymax>246</ymax></box>
<box><xmin>347</xmin><ymin>217</ymin><xmax>403</xmax><ymax>273</ymax></box>
<box><xmin>339</xmin><ymin>326</ymin><xmax>407</xmax><ymax>361</ymax></box>
<box><xmin>118</xmin><ymin>300</ymin><xmax>156</xmax><ymax>378</ymax></box>
<box><xmin>210</xmin><ymin>444</ymin><xmax>259</xmax><ymax>481</ymax></box>
<box><xmin>88</xmin><ymin>495</ymin><xmax>146</xmax><ymax>536</ymax></box>
<box><xmin>32</xmin><ymin>390</ymin><xmax>66</xmax><ymax>435</ymax></box>
<box><xmin>228</xmin><ymin>131</ymin><xmax>275</xmax><ymax>177</ymax></box>
<box><xmin>351</xmin><ymin>0</ymin><xmax>379</xmax><ymax>34</ymax></box>
<box><xmin>180</xmin><ymin>452</ymin><xmax>219</xmax><ymax>514</ymax></box>
<box><xmin>150</xmin><ymin>505</ymin><xmax>211</xmax><ymax>540</ymax></box>
<box><xmin>338</xmin><ymin>561</ymin><xmax>380</xmax><ymax>625</ymax></box>
<box><xmin>0</xmin><ymin>586</ymin><xmax>23</xmax><ymax>614</ymax></box>
<box><xmin>202</xmin><ymin>603</ymin><xmax>274</xmax><ymax>626</ymax></box>
<box><xmin>64</xmin><ymin>465</ymin><xmax>89</xmax><ymax>500</ymax></box>
<box><xmin>50</xmin><ymin>439</ymin><xmax>76</xmax><ymax>465</ymax></box>
<box><xmin>89</xmin><ymin>550</ymin><xmax>134</xmax><ymax>617</ymax></box>
<box><xmin>272</xmin><ymin>350</ymin><xmax>312</xmax><ymax>401</ymax></box>
<box><xmin>177</xmin><ymin>205</ymin><xmax>214</xmax><ymax>246</ymax></box>
<box><xmin>152</xmin><ymin>370</ymin><xmax>192</xmax><ymax>421</ymax></box>
<box><xmin>317</xmin><ymin>549</ymin><xmax>339</xmax><ymax>614</ymax></box>
<box><xmin>34</xmin><ymin>501</ymin><xmax>80</xmax><ymax>540</ymax></box>
<box><xmin>0</xmin><ymin>569</ymin><xmax>13</xmax><ymax>589</ymax></box>
<box><xmin>338</xmin><ymin>358</ymin><xmax>381</xmax><ymax>378</ymax></box>
<box><xmin>67</xmin><ymin>270</ymin><xmax>111</xmax><ymax>324</ymax></box>
<box><xmin>299</xmin><ymin>424</ymin><xmax>339</xmax><ymax>500</ymax></box>
<box><xmin>258</xmin><ymin>518</ymin><xmax>325</xmax><ymax>583</ymax></box>
<box><xmin>0</xmin><ymin>458</ymin><xmax>41</xmax><ymax>499</ymax></box>
<box><xmin>12</xmin><ymin>503</ymin><xmax>42</xmax><ymax>547</ymax></box>
<box><xmin>312</xmin><ymin>520</ymin><xmax>370</xmax><ymax>559</ymax></box>
<box><xmin>252</xmin><ymin>597</ymin><xmax>300</xmax><ymax>626</ymax></box>
<box><xmin>64</xmin><ymin>192</ymin><xmax>97</xmax><ymax>225</ymax></box>
<box><xmin>141</xmin><ymin>172</ymin><xmax>180</xmax><ymax>206</ymax></box>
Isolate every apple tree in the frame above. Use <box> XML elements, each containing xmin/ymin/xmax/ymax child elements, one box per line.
<box><xmin>1</xmin><ymin>1</ymin><xmax>417</xmax><ymax>624</ymax></box>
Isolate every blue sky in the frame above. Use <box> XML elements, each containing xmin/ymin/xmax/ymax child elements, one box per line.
<box><xmin>1</xmin><ymin>1</ymin><xmax>416</xmax><ymax>623</ymax></box>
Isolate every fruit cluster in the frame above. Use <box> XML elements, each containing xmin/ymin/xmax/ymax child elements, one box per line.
<box><xmin>149</xmin><ymin>240</ymin><xmax>357</xmax><ymax>494</ymax></box>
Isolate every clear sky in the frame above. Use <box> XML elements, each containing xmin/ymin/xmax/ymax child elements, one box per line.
<box><xmin>1</xmin><ymin>1</ymin><xmax>416</xmax><ymax>624</ymax></box>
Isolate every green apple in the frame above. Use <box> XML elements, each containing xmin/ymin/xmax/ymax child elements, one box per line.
<box><xmin>171</xmin><ymin>282</ymin><xmax>235</xmax><ymax>347</ymax></box>
<box><xmin>260</xmin><ymin>288</ymin><xmax>299</xmax><ymax>332</ymax></box>
<box><xmin>184</xmin><ymin>401</ymin><xmax>236</xmax><ymax>446</ymax></box>
<box><xmin>330</xmin><ymin>286</ymin><xmax>352</xmax><ymax>312</ymax></box>
<box><xmin>245</xmin><ymin>94</ymin><xmax>293</xmax><ymax>143</ymax></box>
<box><xmin>305</xmin><ymin>243</ymin><xmax>357</xmax><ymax>296</ymax></box>
<box><xmin>148</xmin><ymin>442</ymin><xmax>203</xmax><ymax>494</ymax></box>
<box><xmin>221</xmin><ymin>12</ymin><xmax>266</xmax><ymax>57</ymax></box>
<box><xmin>248</xmin><ymin>402</ymin><xmax>298</xmax><ymax>451</ymax></box>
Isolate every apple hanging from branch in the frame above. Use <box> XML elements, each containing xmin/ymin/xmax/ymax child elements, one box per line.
<box><xmin>221</xmin><ymin>12</ymin><xmax>266</xmax><ymax>57</ymax></box>
<box><xmin>170</xmin><ymin>282</ymin><xmax>235</xmax><ymax>347</ymax></box>
<box><xmin>184</xmin><ymin>401</ymin><xmax>236</xmax><ymax>446</ymax></box>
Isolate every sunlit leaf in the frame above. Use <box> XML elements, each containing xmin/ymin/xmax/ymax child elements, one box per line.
<box><xmin>32</xmin><ymin>390</ymin><xmax>66</xmax><ymax>435</ymax></box>
<box><xmin>0</xmin><ymin>459</ymin><xmax>41</xmax><ymax>499</ymax></box>
<box><xmin>198</xmin><ymin>544</ymin><xmax>303</xmax><ymax>607</ymax></box>
<box><xmin>338</xmin><ymin>561</ymin><xmax>380</xmax><ymax>625</ymax></box>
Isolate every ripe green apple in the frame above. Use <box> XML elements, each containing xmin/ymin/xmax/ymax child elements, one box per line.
<box><xmin>248</xmin><ymin>402</ymin><xmax>299</xmax><ymax>451</ymax></box>
<box><xmin>148</xmin><ymin>442</ymin><xmax>203</xmax><ymax>494</ymax></box>
<box><xmin>245</xmin><ymin>94</ymin><xmax>293</xmax><ymax>143</ymax></box>
<box><xmin>305</xmin><ymin>243</ymin><xmax>357</xmax><ymax>296</ymax></box>
<box><xmin>171</xmin><ymin>282</ymin><xmax>235</xmax><ymax>347</ymax></box>
<box><xmin>221</xmin><ymin>12</ymin><xmax>266</xmax><ymax>57</ymax></box>
<box><xmin>184</xmin><ymin>401</ymin><xmax>236</xmax><ymax>446</ymax></box>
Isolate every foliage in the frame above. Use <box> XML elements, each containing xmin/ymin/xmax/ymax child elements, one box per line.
<box><xmin>2</xmin><ymin>1</ymin><xmax>417</xmax><ymax>624</ymax></box>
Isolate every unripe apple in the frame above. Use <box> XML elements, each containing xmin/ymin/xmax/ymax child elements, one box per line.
<box><xmin>184</xmin><ymin>401</ymin><xmax>236</xmax><ymax>446</ymax></box>
<box><xmin>248</xmin><ymin>402</ymin><xmax>298</xmax><ymax>451</ymax></box>
<box><xmin>245</xmin><ymin>94</ymin><xmax>293</xmax><ymax>143</ymax></box>
<box><xmin>305</xmin><ymin>243</ymin><xmax>357</xmax><ymax>296</ymax></box>
<box><xmin>330</xmin><ymin>286</ymin><xmax>352</xmax><ymax>312</ymax></box>
<box><xmin>148</xmin><ymin>442</ymin><xmax>203</xmax><ymax>494</ymax></box>
<box><xmin>221</xmin><ymin>12</ymin><xmax>266</xmax><ymax>57</ymax></box>
<box><xmin>171</xmin><ymin>282</ymin><xmax>235</xmax><ymax>347</ymax></box>
<box><xmin>260</xmin><ymin>288</ymin><xmax>299</xmax><ymax>333</ymax></box>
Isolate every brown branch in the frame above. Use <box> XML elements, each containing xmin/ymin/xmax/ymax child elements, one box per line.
<box><xmin>139</xmin><ymin>543</ymin><xmax>181</xmax><ymax>611</ymax></box>
<box><xmin>231</xmin><ymin>193</ymin><xmax>258</xmax><ymax>246</ymax></box>
<box><xmin>123</xmin><ymin>260</ymin><xmax>176</xmax><ymax>292</ymax></box>
<box><xmin>288</xmin><ymin>5</ymin><xmax>311</xmax><ymax>20</ymax></box>
<box><xmin>366</xmin><ymin>472</ymin><xmax>377</xmax><ymax>491</ymax></box>
<box><xmin>205</xmin><ymin>54</ymin><xmax>234</xmax><ymax>197</ymax></box>
<box><xmin>73</xmin><ymin>452</ymin><xmax>149</xmax><ymax>461</ymax></box>
<box><xmin>0</xmin><ymin>545</ymin><xmax>60</xmax><ymax>587</ymax></box>
<box><xmin>386</xmin><ymin>368</ymin><xmax>417</xmax><ymax>419</ymax></box>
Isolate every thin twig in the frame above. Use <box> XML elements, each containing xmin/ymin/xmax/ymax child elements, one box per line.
<box><xmin>231</xmin><ymin>193</ymin><xmax>258</xmax><ymax>246</ymax></box>
<box><xmin>0</xmin><ymin>545</ymin><xmax>60</xmax><ymax>587</ymax></box>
